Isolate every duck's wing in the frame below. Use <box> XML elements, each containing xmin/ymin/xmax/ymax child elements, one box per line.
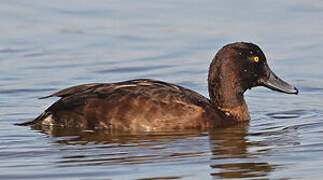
<box><xmin>39</xmin><ymin>83</ymin><xmax>102</xmax><ymax>99</ymax></box>
<box><xmin>18</xmin><ymin>79</ymin><xmax>213</xmax><ymax>129</ymax></box>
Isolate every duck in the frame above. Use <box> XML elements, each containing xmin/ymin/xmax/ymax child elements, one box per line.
<box><xmin>17</xmin><ymin>42</ymin><xmax>298</xmax><ymax>131</ymax></box>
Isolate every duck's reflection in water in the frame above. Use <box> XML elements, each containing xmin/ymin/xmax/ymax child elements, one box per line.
<box><xmin>209</xmin><ymin>125</ymin><xmax>277</xmax><ymax>179</ymax></box>
<box><xmin>32</xmin><ymin>125</ymin><xmax>210</xmax><ymax>170</ymax></box>
<box><xmin>32</xmin><ymin>124</ymin><xmax>279</xmax><ymax>179</ymax></box>
<box><xmin>33</xmin><ymin>125</ymin><xmax>206</xmax><ymax>145</ymax></box>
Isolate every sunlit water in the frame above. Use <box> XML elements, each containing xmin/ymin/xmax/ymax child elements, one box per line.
<box><xmin>1</xmin><ymin>0</ymin><xmax>323</xmax><ymax>179</ymax></box>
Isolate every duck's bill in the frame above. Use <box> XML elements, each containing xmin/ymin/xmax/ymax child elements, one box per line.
<box><xmin>260</xmin><ymin>70</ymin><xmax>298</xmax><ymax>95</ymax></box>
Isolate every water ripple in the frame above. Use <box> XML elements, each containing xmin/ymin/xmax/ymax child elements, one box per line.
<box><xmin>0</xmin><ymin>88</ymin><xmax>56</xmax><ymax>95</ymax></box>
<box><xmin>94</xmin><ymin>65</ymin><xmax>173</xmax><ymax>74</ymax></box>
<box><xmin>266</xmin><ymin>109</ymin><xmax>307</xmax><ymax>119</ymax></box>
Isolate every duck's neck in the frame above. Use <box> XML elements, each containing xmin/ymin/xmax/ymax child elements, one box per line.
<box><xmin>208</xmin><ymin>67</ymin><xmax>250</xmax><ymax>122</ymax></box>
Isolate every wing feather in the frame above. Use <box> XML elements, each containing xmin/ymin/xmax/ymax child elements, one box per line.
<box><xmin>39</xmin><ymin>83</ymin><xmax>102</xmax><ymax>99</ymax></box>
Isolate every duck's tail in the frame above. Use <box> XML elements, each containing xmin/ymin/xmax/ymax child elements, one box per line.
<box><xmin>15</xmin><ymin>111</ymin><xmax>51</xmax><ymax>126</ymax></box>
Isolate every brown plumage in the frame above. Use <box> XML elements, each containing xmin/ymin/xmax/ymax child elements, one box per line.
<box><xmin>17</xmin><ymin>42</ymin><xmax>298</xmax><ymax>131</ymax></box>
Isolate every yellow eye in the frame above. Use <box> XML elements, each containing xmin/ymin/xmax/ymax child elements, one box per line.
<box><xmin>253</xmin><ymin>56</ymin><xmax>259</xmax><ymax>63</ymax></box>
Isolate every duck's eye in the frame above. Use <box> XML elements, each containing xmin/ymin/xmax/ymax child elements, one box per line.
<box><xmin>253</xmin><ymin>56</ymin><xmax>259</xmax><ymax>63</ymax></box>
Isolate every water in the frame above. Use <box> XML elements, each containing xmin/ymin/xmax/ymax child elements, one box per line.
<box><xmin>1</xmin><ymin>0</ymin><xmax>323</xmax><ymax>179</ymax></box>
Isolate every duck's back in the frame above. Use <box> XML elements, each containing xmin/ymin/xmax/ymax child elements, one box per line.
<box><xmin>26</xmin><ymin>79</ymin><xmax>216</xmax><ymax>131</ymax></box>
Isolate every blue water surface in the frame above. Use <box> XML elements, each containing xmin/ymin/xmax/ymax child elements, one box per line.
<box><xmin>1</xmin><ymin>0</ymin><xmax>323</xmax><ymax>179</ymax></box>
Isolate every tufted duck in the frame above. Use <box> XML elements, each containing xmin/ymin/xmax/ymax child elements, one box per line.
<box><xmin>17</xmin><ymin>42</ymin><xmax>298</xmax><ymax>131</ymax></box>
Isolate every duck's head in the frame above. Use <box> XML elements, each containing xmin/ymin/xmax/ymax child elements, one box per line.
<box><xmin>208</xmin><ymin>42</ymin><xmax>298</xmax><ymax>121</ymax></box>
